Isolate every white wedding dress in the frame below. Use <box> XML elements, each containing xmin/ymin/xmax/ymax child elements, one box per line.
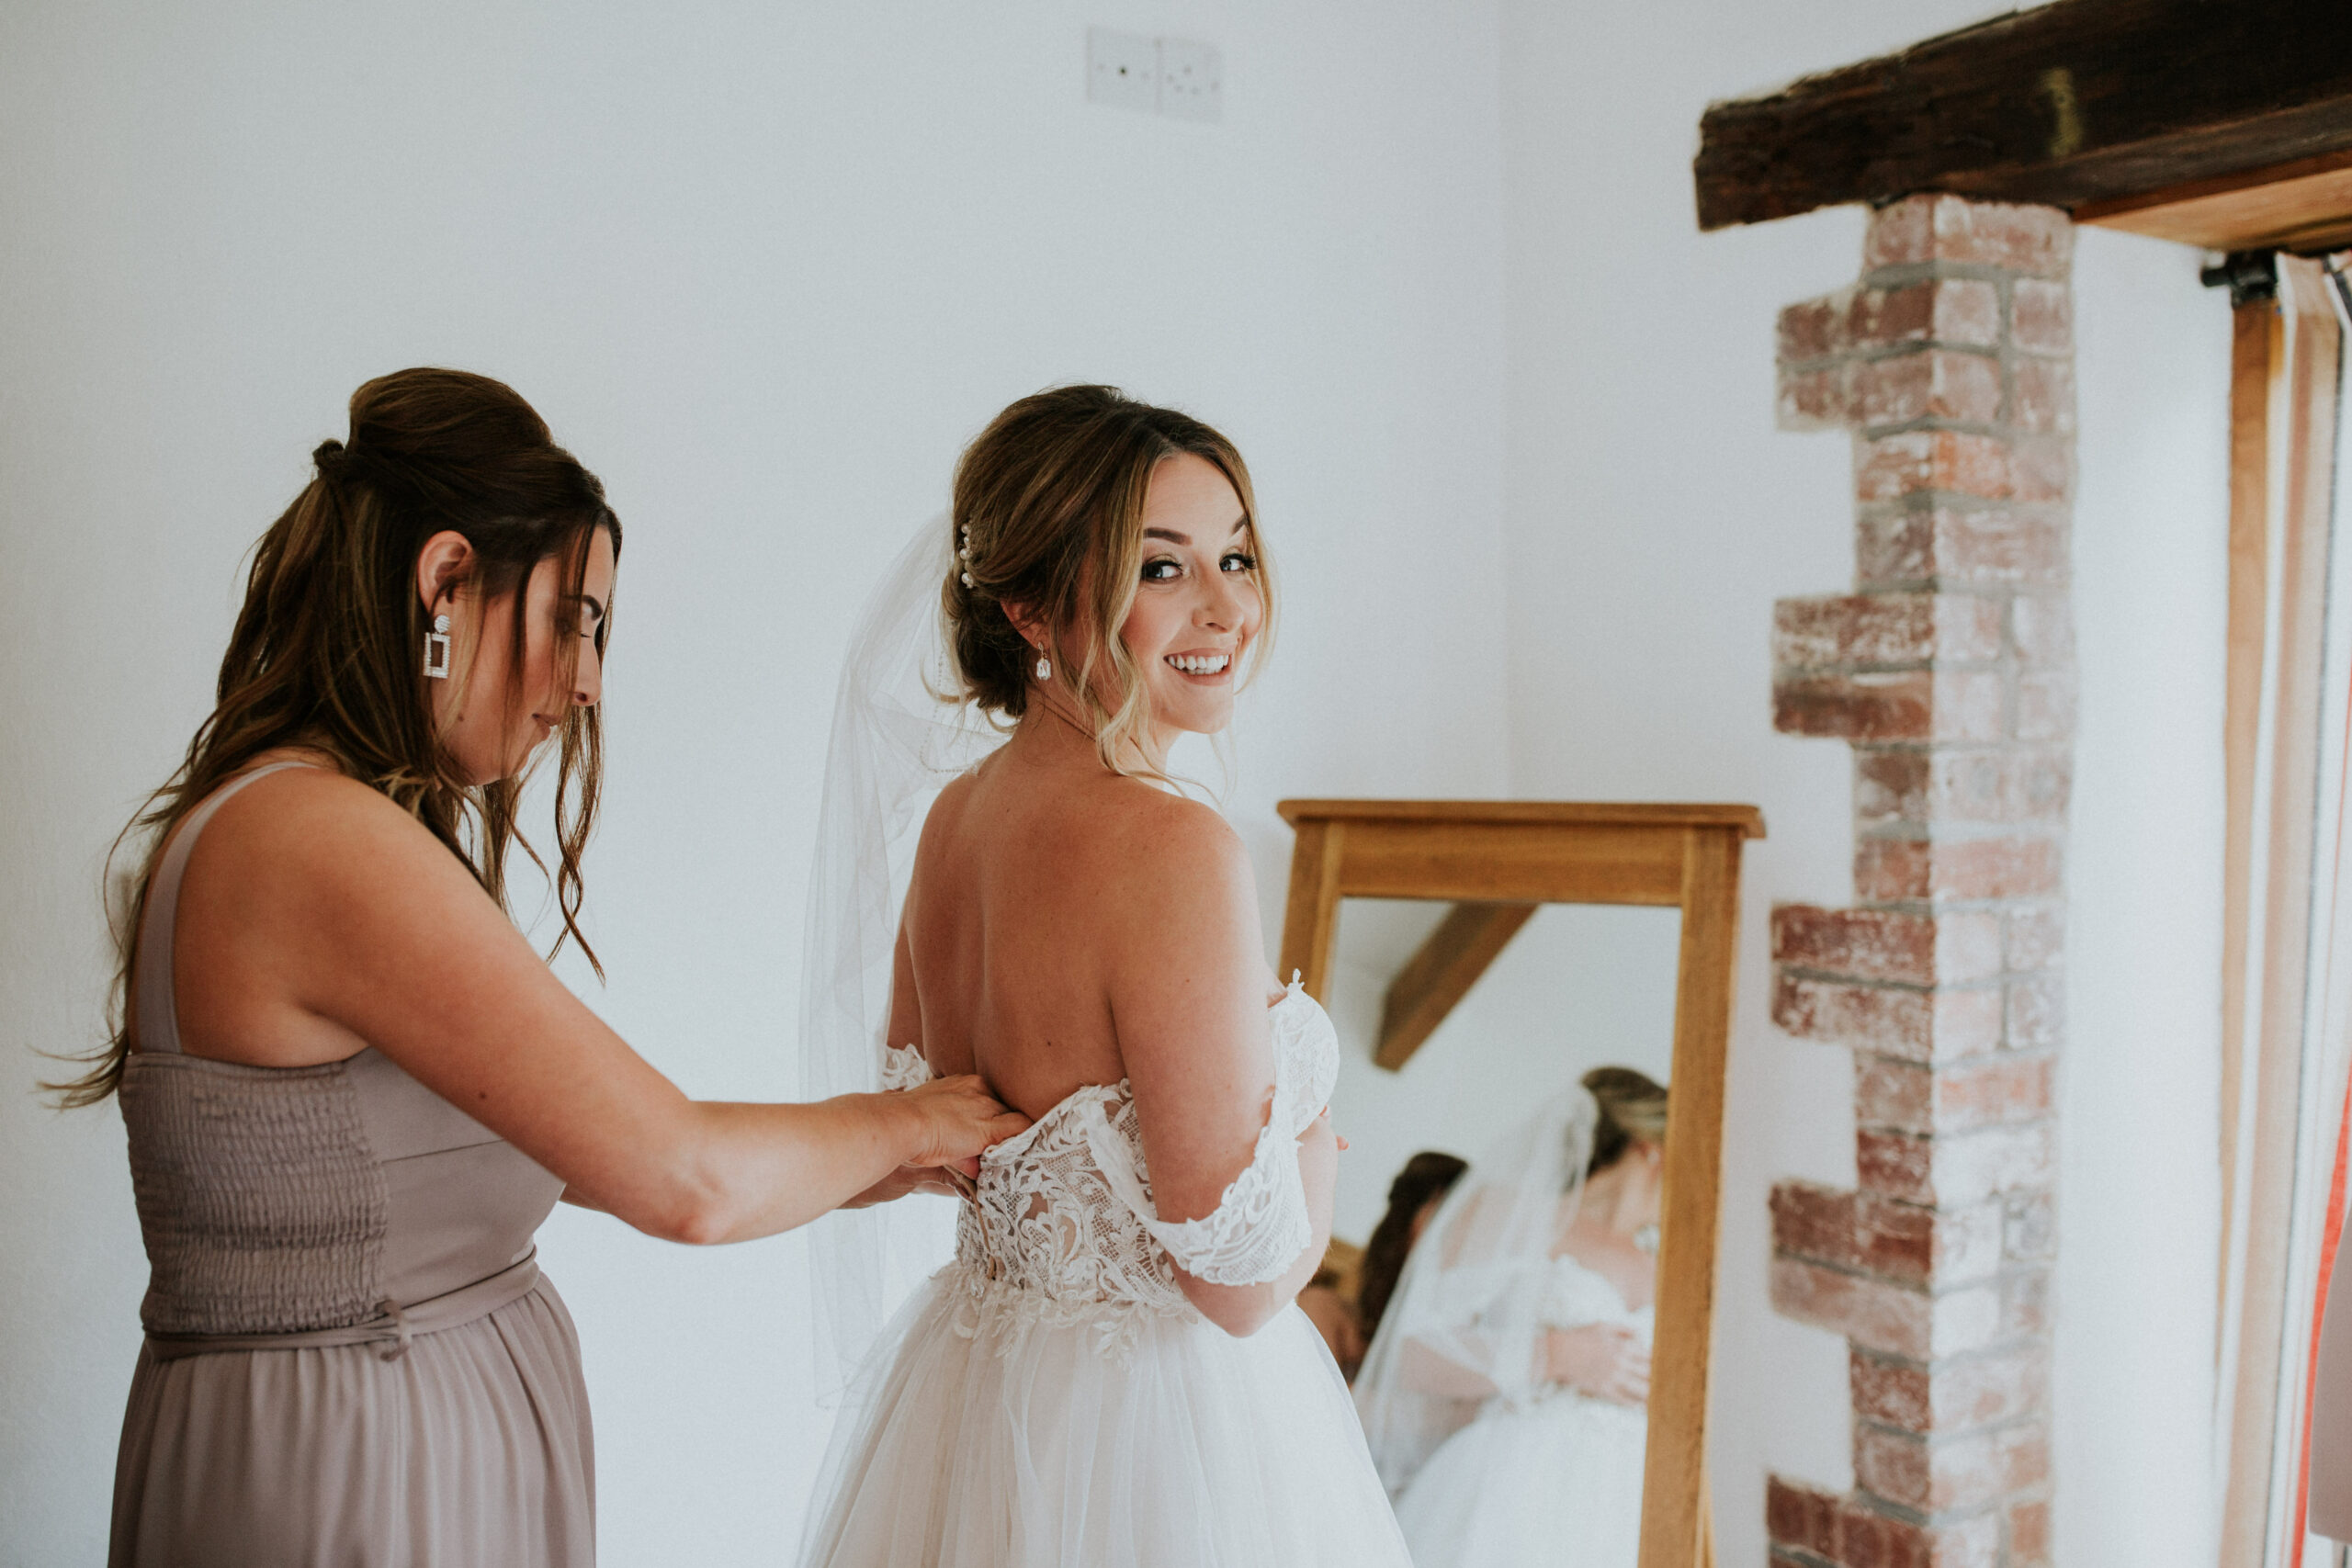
<box><xmin>797</xmin><ymin>980</ymin><xmax>1412</xmax><ymax>1567</ymax></box>
<box><xmin>1390</xmin><ymin>1251</ymin><xmax>1652</xmax><ymax>1568</ymax></box>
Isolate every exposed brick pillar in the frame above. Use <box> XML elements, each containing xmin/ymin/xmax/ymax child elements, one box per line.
<box><xmin>1762</xmin><ymin>195</ymin><xmax>2074</xmax><ymax>1568</ymax></box>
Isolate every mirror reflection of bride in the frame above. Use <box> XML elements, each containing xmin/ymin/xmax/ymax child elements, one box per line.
<box><xmin>796</xmin><ymin>387</ymin><xmax>1411</xmax><ymax>1567</ymax></box>
<box><xmin>1354</xmin><ymin>1069</ymin><xmax>1668</xmax><ymax>1568</ymax></box>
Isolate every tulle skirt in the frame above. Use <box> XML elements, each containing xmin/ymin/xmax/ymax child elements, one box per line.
<box><xmin>800</xmin><ymin>1268</ymin><xmax>1411</xmax><ymax>1568</ymax></box>
<box><xmin>1393</xmin><ymin>1392</ymin><xmax>1645</xmax><ymax>1568</ymax></box>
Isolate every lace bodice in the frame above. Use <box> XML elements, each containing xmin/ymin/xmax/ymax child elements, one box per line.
<box><xmin>882</xmin><ymin>979</ymin><xmax>1338</xmax><ymax>1348</ymax></box>
<box><xmin>1538</xmin><ymin>1254</ymin><xmax>1654</xmax><ymax>1348</ymax></box>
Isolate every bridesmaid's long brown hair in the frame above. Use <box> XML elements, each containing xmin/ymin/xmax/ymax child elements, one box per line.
<box><xmin>50</xmin><ymin>368</ymin><xmax>621</xmax><ymax>1106</ymax></box>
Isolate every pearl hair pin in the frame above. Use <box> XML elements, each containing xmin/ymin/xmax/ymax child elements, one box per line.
<box><xmin>958</xmin><ymin>525</ymin><xmax>975</xmax><ymax>590</ymax></box>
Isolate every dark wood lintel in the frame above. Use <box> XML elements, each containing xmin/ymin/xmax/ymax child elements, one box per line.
<box><xmin>1695</xmin><ymin>0</ymin><xmax>2352</xmax><ymax>231</ymax></box>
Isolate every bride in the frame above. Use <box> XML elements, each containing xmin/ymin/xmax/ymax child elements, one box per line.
<box><xmin>795</xmin><ymin>386</ymin><xmax>1411</xmax><ymax>1567</ymax></box>
<box><xmin>1353</xmin><ymin>1068</ymin><xmax>1668</xmax><ymax>1568</ymax></box>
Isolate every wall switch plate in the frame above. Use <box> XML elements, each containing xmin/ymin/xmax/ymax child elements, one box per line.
<box><xmin>1157</xmin><ymin>37</ymin><xmax>1222</xmax><ymax>122</ymax></box>
<box><xmin>1086</xmin><ymin>27</ymin><xmax>1159</xmax><ymax>114</ymax></box>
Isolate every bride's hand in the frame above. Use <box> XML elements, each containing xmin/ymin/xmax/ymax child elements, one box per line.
<box><xmin>893</xmin><ymin>1074</ymin><xmax>1032</xmax><ymax>1168</ymax></box>
<box><xmin>1542</xmin><ymin>1324</ymin><xmax>1650</xmax><ymax>1406</ymax></box>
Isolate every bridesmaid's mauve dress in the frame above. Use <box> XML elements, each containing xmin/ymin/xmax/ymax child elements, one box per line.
<box><xmin>107</xmin><ymin>763</ymin><xmax>596</xmax><ymax>1567</ymax></box>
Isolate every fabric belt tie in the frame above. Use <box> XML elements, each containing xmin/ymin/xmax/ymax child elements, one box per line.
<box><xmin>142</xmin><ymin>1253</ymin><xmax>541</xmax><ymax>1363</ymax></box>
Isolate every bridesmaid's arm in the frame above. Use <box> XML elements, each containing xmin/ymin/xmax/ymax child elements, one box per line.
<box><xmin>198</xmin><ymin>768</ymin><xmax>1024</xmax><ymax>1246</ymax></box>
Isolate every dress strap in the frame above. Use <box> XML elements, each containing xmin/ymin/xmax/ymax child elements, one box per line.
<box><xmin>132</xmin><ymin>762</ymin><xmax>317</xmax><ymax>1055</ymax></box>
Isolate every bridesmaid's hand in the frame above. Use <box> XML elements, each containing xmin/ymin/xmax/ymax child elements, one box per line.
<box><xmin>893</xmin><ymin>1074</ymin><xmax>1031</xmax><ymax>1169</ymax></box>
<box><xmin>842</xmin><ymin>1166</ymin><xmax>967</xmax><ymax>1208</ymax></box>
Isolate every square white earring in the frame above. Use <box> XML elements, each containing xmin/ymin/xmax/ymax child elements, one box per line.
<box><xmin>424</xmin><ymin>614</ymin><xmax>452</xmax><ymax>680</ymax></box>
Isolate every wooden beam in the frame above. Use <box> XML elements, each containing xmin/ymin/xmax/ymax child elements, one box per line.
<box><xmin>1372</xmin><ymin>900</ymin><xmax>1539</xmax><ymax>1070</ymax></box>
<box><xmin>1695</xmin><ymin>0</ymin><xmax>2352</xmax><ymax>232</ymax></box>
<box><xmin>2079</xmin><ymin>148</ymin><xmax>2352</xmax><ymax>254</ymax></box>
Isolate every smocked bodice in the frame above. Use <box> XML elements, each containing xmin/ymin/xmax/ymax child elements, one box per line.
<box><xmin>883</xmin><ymin>980</ymin><xmax>1338</xmax><ymax>1346</ymax></box>
<box><xmin>116</xmin><ymin>762</ymin><xmax>563</xmax><ymax>1340</ymax></box>
<box><xmin>120</xmin><ymin>1048</ymin><xmax>563</xmax><ymax>1337</ymax></box>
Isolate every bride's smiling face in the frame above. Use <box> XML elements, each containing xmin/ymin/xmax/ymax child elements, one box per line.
<box><xmin>1119</xmin><ymin>454</ymin><xmax>1262</xmax><ymax>739</ymax></box>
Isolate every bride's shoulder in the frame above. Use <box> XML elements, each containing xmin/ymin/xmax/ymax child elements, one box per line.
<box><xmin>1108</xmin><ymin>778</ymin><xmax>1232</xmax><ymax>835</ymax></box>
<box><xmin>1097</xmin><ymin>784</ymin><xmax>1248</xmax><ymax>874</ymax></box>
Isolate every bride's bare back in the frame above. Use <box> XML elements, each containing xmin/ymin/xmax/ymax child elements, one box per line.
<box><xmin>893</xmin><ymin>720</ymin><xmax>1286</xmax><ymax>1185</ymax></box>
<box><xmin>904</xmin><ymin>753</ymin><xmax>1276</xmax><ymax>1097</ymax></box>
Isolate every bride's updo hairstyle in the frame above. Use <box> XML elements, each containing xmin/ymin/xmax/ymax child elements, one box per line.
<box><xmin>52</xmin><ymin>368</ymin><xmax>620</xmax><ymax>1107</ymax></box>
<box><xmin>1582</xmin><ymin>1066</ymin><xmax>1669</xmax><ymax>1178</ymax></box>
<box><xmin>944</xmin><ymin>384</ymin><xmax>1275</xmax><ymax>773</ymax></box>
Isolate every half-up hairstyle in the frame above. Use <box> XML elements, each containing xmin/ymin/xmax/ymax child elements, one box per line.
<box><xmin>1583</xmin><ymin>1066</ymin><xmax>1670</xmax><ymax>1178</ymax></box>
<box><xmin>51</xmin><ymin>367</ymin><xmax>620</xmax><ymax>1106</ymax></box>
<box><xmin>943</xmin><ymin>385</ymin><xmax>1274</xmax><ymax>774</ymax></box>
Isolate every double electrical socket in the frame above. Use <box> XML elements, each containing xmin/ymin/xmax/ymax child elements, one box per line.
<box><xmin>1086</xmin><ymin>27</ymin><xmax>1222</xmax><ymax>123</ymax></box>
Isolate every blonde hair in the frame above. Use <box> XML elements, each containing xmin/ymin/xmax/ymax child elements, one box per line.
<box><xmin>1583</xmin><ymin>1066</ymin><xmax>1669</xmax><ymax>1175</ymax></box>
<box><xmin>944</xmin><ymin>385</ymin><xmax>1274</xmax><ymax>774</ymax></box>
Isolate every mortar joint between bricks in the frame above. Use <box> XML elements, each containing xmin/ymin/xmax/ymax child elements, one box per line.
<box><xmin>1846</xmin><ymin>1189</ymin><xmax>1940</xmax><ymax>1214</ymax></box>
<box><xmin>1772</xmin><ymin>659</ymin><xmax>2014</xmax><ymax>677</ymax></box>
<box><xmin>1853</xmin><ymin>576</ymin><xmax>2077</xmax><ymax>596</ymax></box>
<box><xmin>1859</xmin><ymin>417</ymin><xmax>2022</xmax><ymax>442</ymax></box>
<box><xmin>1848</xmin><ymin>902</ymin><xmax>2053</xmax><ymax>920</ymax></box>
<box><xmin>1853</xmin><ymin>1338</ymin><xmax>2049</xmax><ymax>1376</ymax></box>
<box><xmin>1774</xmin><ymin>966</ymin><xmax>2007</xmax><ymax>996</ymax></box>
<box><xmin>1847</xmin><ymin>1489</ymin><xmax>2019</xmax><ymax>1534</ymax></box>
<box><xmin>1854</xmin><ymin>495</ymin><xmax>2074</xmax><ymax>522</ymax></box>
<box><xmin>1781</xmin><ymin>341</ymin><xmax>2006</xmax><ymax>376</ymax></box>
<box><xmin>1881</xmin><ymin>1111</ymin><xmax>2058</xmax><ymax>1140</ymax></box>
<box><xmin>1853</xmin><ymin>1408</ymin><xmax>2047</xmax><ymax>1450</ymax></box>
<box><xmin>1768</xmin><ymin>1548</ymin><xmax>1839</xmax><ymax>1568</ymax></box>
<box><xmin>1860</xmin><ymin>260</ymin><xmax>2039</xmax><ymax>290</ymax></box>
<box><xmin>1798</xmin><ymin>583</ymin><xmax>2024</xmax><ymax>604</ymax></box>
<box><xmin>1771</xmin><ymin>1249</ymin><xmax>1934</xmax><ymax>1292</ymax></box>
<box><xmin>1851</xmin><ymin>822</ymin><xmax>2066</xmax><ymax>846</ymax></box>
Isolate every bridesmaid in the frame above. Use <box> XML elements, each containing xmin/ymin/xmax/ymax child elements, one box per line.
<box><xmin>52</xmin><ymin>367</ymin><xmax>1026</xmax><ymax>1568</ymax></box>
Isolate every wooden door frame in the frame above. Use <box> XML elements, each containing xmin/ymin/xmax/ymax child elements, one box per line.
<box><xmin>2217</xmin><ymin>256</ymin><xmax>2348</xmax><ymax>1568</ymax></box>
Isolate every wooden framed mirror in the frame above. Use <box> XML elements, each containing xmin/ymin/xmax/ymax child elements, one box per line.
<box><xmin>1274</xmin><ymin>799</ymin><xmax>1763</xmax><ymax>1568</ymax></box>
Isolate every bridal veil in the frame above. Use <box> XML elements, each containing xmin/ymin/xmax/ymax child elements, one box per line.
<box><xmin>797</xmin><ymin>515</ymin><xmax>1004</xmax><ymax>1385</ymax></box>
<box><xmin>1352</xmin><ymin>1087</ymin><xmax>1599</xmax><ymax>1495</ymax></box>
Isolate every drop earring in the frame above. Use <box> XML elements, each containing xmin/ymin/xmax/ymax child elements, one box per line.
<box><xmin>1034</xmin><ymin>649</ymin><xmax>1052</xmax><ymax>682</ymax></box>
<box><xmin>424</xmin><ymin>614</ymin><xmax>452</xmax><ymax>680</ymax></box>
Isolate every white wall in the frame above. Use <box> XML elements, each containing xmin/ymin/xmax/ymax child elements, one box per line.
<box><xmin>2060</xmin><ymin>225</ymin><xmax>2229</xmax><ymax>1566</ymax></box>
<box><xmin>1495</xmin><ymin>4</ymin><xmax>2230</xmax><ymax>1566</ymax></box>
<box><xmin>0</xmin><ymin>5</ymin><xmax>1509</xmax><ymax>1562</ymax></box>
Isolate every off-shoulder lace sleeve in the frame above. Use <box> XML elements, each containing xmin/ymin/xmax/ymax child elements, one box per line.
<box><xmin>1086</xmin><ymin>979</ymin><xmax>1340</xmax><ymax>1288</ymax></box>
<box><xmin>880</xmin><ymin>1043</ymin><xmax>933</xmax><ymax>1091</ymax></box>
